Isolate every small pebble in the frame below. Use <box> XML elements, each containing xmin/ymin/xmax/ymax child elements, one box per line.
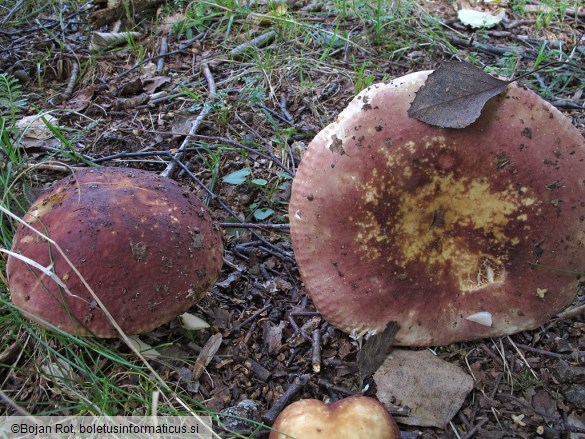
<box><xmin>219</xmin><ymin>399</ymin><xmax>262</xmax><ymax>433</ymax></box>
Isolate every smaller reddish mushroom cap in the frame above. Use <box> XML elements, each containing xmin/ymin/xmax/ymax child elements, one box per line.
<box><xmin>7</xmin><ymin>167</ymin><xmax>224</xmax><ymax>337</ymax></box>
<box><xmin>269</xmin><ymin>396</ymin><xmax>400</xmax><ymax>439</ymax></box>
<box><xmin>289</xmin><ymin>71</ymin><xmax>585</xmax><ymax>346</ymax></box>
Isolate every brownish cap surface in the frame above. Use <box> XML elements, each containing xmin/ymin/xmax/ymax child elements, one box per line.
<box><xmin>7</xmin><ymin>167</ymin><xmax>224</xmax><ymax>337</ymax></box>
<box><xmin>269</xmin><ymin>396</ymin><xmax>400</xmax><ymax>439</ymax></box>
<box><xmin>289</xmin><ymin>71</ymin><xmax>585</xmax><ymax>346</ymax></box>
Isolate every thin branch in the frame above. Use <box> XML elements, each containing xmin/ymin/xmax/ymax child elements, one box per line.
<box><xmin>556</xmin><ymin>303</ymin><xmax>585</xmax><ymax>320</ymax></box>
<box><xmin>156</xmin><ymin>37</ymin><xmax>168</xmax><ymax>74</ymax></box>
<box><xmin>117</xmin><ymin>33</ymin><xmax>205</xmax><ymax>80</ymax></box>
<box><xmin>0</xmin><ymin>0</ymin><xmax>24</xmax><ymax>25</ymax></box>
<box><xmin>229</xmin><ymin>30</ymin><xmax>276</xmax><ymax>59</ymax></box>
<box><xmin>160</xmin><ymin>63</ymin><xmax>216</xmax><ymax>178</ymax></box>
<box><xmin>219</xmin><ymin>222</ymin><xmax>289</xmax><ymax>230</ymax></box>
<box><xmin>512</xmin><ymin>342</ymin><xmax>585</xmax><ymax>361</ymax></box>
<box><xmin>0</xmin><ymin>389</ymin><xmax>31</xmax><ymax>416</ymax></box>
<box><xmin>61</xmin><ymin>61</ymin><xmax>79</xmax><ymax>103</ymax></box>
<box><xmin>262</xmin><ymin>374</ymin><xmax>310</xmax><ymax>426</ymax></box>
<box><xmin>190</xmin><ymin>134</ymin><xmax>294</xmax><ymax>176</ymax></box>
<box><xmin>311</xmin><ymin>328</ymin><xmax>321</xmax><ymax>373</ymax></box>
<box><xmin>234</xmin><ymin>304</ymin><xmax>273</xmax><ymax>331</ymax></box>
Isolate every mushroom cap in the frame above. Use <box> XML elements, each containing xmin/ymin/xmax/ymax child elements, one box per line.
<box><xmin>269</xmin><ymin>396</ymin><xmax>400</xmax><ymax>439</ymax></box>
<box><xmin>7</xmin><ymin>167</ymin><xmax>223</xmax><ymax>337</ymax></box>
<box><xmin>289</xmin><ymin>71</ymin><xmax>585</xmax><ymax>346</ymax></box>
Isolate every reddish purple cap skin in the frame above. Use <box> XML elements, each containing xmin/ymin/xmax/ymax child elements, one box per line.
<box><xmin>289</xmin><ymin>71</ymin><xmax>585</xmax><ymax>346</ymax></box>
<box><xmin>7</xmin><ymin>167</ymin><xmax>224</xmax><ymax>337</ymax></box>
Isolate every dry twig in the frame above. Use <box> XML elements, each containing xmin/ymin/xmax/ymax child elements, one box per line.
<box><xmin>61</xmin><ymin>61</ymin><xmax>79</xmax><ymax>103</ymax></box>
<box><xmin>262</xmin><ymin>374</ymin><xmax>310</xmax><ymax>426</ymax></box>
<box><xmin>219</xmin><ymin>222</ymin><xmax>289</xmax><ymax>230</ymax></box>
<box><xmin>192</xmin><ymin>333</ymin><xmax>223</xmax><ymax>381</ymax></box>
<box><xmin>161</xmin><ymin>63</ymin><xmax>216</xmax><ymax>178</ymax></box>
<box><xmin>556</xmin><ymin>303</ymin><xmax>585</xmax><ymax>320</ymax></box>
<box><xmin>311</xmin><ymin>328</ymin><xmax>321</xmax><ymax>373</ymax></box>
<box><xmin>156</xmin><ymin>37</ymin><xmax>168</xmax><ymax>74</ymax></box>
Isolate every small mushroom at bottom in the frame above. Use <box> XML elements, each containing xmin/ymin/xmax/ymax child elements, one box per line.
<box><xmin>269</xmin><ymin>396</ymin><xmax>400</xmax><ymax>439</ymax></box>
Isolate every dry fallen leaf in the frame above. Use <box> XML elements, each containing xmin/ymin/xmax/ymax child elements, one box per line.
<box><xmin>172</xmin><ymin>111</ymin><xmax>198</xmax><ymax>136</ymax></box>
<box><xmin>144</xmin><ymin>76</ymin><xmax>171</xmax><ymax>94</ymax></box>
<box><xmin>357</xmin><ymin>322</ymin><xmax>399</xmax><ymax>381</ymax></box>
<box><xmin>66</xmin><ymin>84</ymin><xmax>96</xmax><ymax>112</ymax></box>
<box><xmin>180</xmin><ymin>312</ymin><xmax>210</xmax><ymax>330</ymax></box>
<box><xmin>457</xmin><ymin>8</ymin><xmax>506</xmax><ymax>28</ymax></box>
<box><xmin>264</xmin><ymin>320</ymin><xmax>286</xmax><ymax>355</ymax></box>
<box><xmin>89</xmin><ymin>31</ymin><xmax>141</xmax><ymax>52</ymax></box>
<box><xmin>408</xmin><ymin>61</ymin><xmax>511</xmax><ymax>129</ymax></box>
<box><xmin>159</xmin><ymin>12</ymin><xmax>186</xmax><ymax>33</ymax></box>
<box><xmin>127</xmin><ymin>336</ymin><xmax>161</xmax><ymax>359</ymax></box>
<box><xmin>16</xmin><ymin>114</ymin><xmax>59</xmax><ymax>140</ymax></box>
<box><xmin>374</xmin><ymin>349</ymin><xmax>474</xmax><ymax>427</ymax></box>
<box><xmin>42</xmin><ymin>357</ymin><xmax>73</xmax><ymax>382</ymax></box>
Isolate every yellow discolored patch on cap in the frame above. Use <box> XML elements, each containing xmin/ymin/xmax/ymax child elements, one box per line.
<box><xmin>27</xmin><ymin>189</ymin><xmax>68</xmax><ymax>221</ymax></box>
<box><xmin>354</xmin><ymin>139</ymin><xmax>539</xmax><ymax>292</ymax></box>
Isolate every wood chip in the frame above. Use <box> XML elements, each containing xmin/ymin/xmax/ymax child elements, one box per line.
<box><xmin>192</xmin><ymin>333</ymin><xmax>223</xmax><ymax>381</ymax></box>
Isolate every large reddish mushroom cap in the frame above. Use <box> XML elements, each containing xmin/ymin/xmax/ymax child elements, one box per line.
<box><xmin>7</xmin><ymin>167</ymin><xmax>224</xmax><ymax>337</ymax></box>
<box><xmin>289</xmin><ymin>71</ymin><xmax>585</xmax><ymax>346</ymax></box>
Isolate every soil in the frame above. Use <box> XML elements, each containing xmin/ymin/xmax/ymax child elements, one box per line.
<box><xmin>1</xmin><ymin>0</ymin><xmax>584</xmax><ymax>438</ymax></box>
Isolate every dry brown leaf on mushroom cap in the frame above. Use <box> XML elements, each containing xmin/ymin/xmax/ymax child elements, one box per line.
<box><xmin>7</xmin><ymin>167</ymin><xmax>224</xmax><ymax>338</ymax></box>
<box><xmin>289</xmin><ymin>70</ymin><xmax>585</xmax><ymax>347</ymax></box>
<box><xmin>407</xmin><ymin>61</ymin><xmax>511</xmax><ymax>128</ymax></box>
